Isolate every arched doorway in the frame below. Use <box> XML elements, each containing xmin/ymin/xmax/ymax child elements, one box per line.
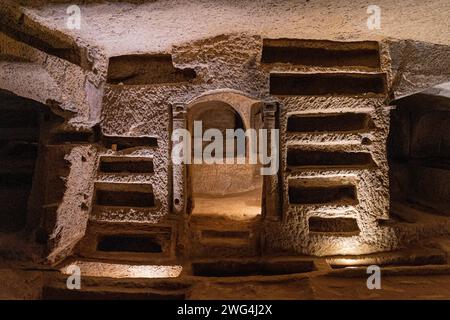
<box><xmin>171</xmin><ymin>90</ymin><xmax>275</xmax><ymax>258</ymax></box>
<box><xmin>187</xmin><ymin>100</ymin><xmax>263</xmax><ymax>220</ymax></box>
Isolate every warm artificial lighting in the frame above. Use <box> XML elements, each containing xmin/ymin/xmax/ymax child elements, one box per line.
<box><xmin>60</xmin><ymin>261</ymin><xmax>183</xmax><ymax>279</ymax></box>
<box><xmin>327</xmin><ymin>257</ymin><xmax>374</xmax><ymax>268</ymax></box>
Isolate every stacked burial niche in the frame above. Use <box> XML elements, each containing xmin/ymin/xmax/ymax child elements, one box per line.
<box><xmin>263</xmin><ymin>38</ymin><xmax>390</xmax><ymax>255</ymax></box>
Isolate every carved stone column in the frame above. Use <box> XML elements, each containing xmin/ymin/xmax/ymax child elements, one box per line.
<box><xmin>262</xmin><ymin>101</ymin><xmax>280</xmax><ymax>221</ymax></box>
<box><xmin>172</xmin><ymin>103</ymin><xmax>188</xmax><ymax>215</ymax></box>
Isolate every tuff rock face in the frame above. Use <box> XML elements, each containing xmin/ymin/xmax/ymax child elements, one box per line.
<box><xmin>0</xmin><ymin>0</ymin><xmax>450</xmax><ymax>300</ymax></box>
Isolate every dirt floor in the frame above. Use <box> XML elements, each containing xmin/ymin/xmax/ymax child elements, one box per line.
<box><xmin>2</xmin><ymin>262</ymin><xmax>450</xmax><ymax>299</ymax></box>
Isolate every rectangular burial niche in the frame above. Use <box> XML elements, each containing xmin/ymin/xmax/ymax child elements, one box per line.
<box><xmin>102</xmin><ymin>135</ymin><xmax>158</xmax><ymax>151</ymax></box>
<box><xmin>287</xmin><ymin>112</ymin><xmax>374</xmax><ymax>133</ymax></box>
<box><xmin>287</xmin><ymin>149</ymin><xmax>376</xmax><ymax>169</ymax></box>
<box><xmin>99</xmin><ymin>156</ymin><xmax>154</xmax><ymax>174</ymax></box>
<box><xmin>308</xmin><ymin>217</ymin><xmax>360</xmax><ymax>235</ymax></box>
<box><xmin>289</xmin><ymin>184</ymin><xmax>358</xmax><ymax>205</ymax></box>
<box><xmin>97</xmin><ymin>234</ymin><xmax>162</xmax><ymax>253</ymax></box>
<box><xmin>262</xmin><ymin>39</ymin><xmax>381</xmax><ymax>69</ymax></box>
<box><xmin>96</xmin><ymin>190</ymin><xmax>155</xmax><ymax>207</ymax></box>
<box><xmin>270</xmin><ymin>72</ymin><xmax>387</xmax><ymax>96</ymax></box>
<box><xmin>107</xmin><ymin>54</ymin><xmax>196</xmax><ymax>85</ymax></box>
<box><xmin>94</xmin><ymin>183</ymin><xmax>155</xmax><ymax>208</ymax></box>
<box><xmin>191</xmin><ymin>259</ymin><xmax>315</xmax><ymax>277</ymax></box>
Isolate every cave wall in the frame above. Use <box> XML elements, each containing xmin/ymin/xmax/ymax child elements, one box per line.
<box><xmin>1</xmin><ymin>19</ymin><xmax>450</xmax><ymax>263</ymax></box>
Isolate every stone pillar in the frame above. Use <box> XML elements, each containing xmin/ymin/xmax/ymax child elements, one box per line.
<box><xmin>172</xmin><ymin>103</ymin><xmax>187</xmax><ymax>215</ymax></box>
<box><xmin>262</xmin><ymin>101</ymin><xmax>280</xmax><ymax>221</ymax></box>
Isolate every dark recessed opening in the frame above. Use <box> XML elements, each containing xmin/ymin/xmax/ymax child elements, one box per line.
<box><xmin>270</xmin><ymin>73</ymin><xmax>386</xmax><ymax>96</ymax></box>
<box><xmin>49</xmin><ymin>131</ymin><xmax>97</xmax><ymax>144</ymax></box>
<box><xmin>96</xmin><ymin>190</ymin><xmax>155</xmax><ymax>207</ymax></box>
<box><xmin>262</xmin><ymin>39</ymin><xmax>380</xmax><ymax>69</ymax></box>
<box><xmin>289</xmin><ymin>185</ymin><xmax>357</xmax><ymax>205</ymax></box>
<box><xmin>308</xmin><ymin>217</ymin><xmax>360</xmax><ymax>234</ymax></box>
<box><xmin>0</xmin><ymin>90</ymin><xmax>44</xmax><ymax>233</ymax></box>
<box><xmin>0</xmin><ymin>110</ymin><xmax>39</xmax><ymax>128</ymax></box>
<box><xmin>107</xmin><ymin>54</ymin><xmax>196</xmax><ymax>85</ymax></box>
<box><xmin>0</xmin><ymin>173</ymin><xmax>34</xmax><ymax>187</ymax></box>
<box><xmin>287</xmin><ymin>150</ymin><xmax>375</xmax><ymax>168</ymax></box>
<box><xmin>97</xmin><ymin>235</ymin><xmax>162</xmax><ymax>253</ymax></box>
<box><xmin>99</xmin><ymin>157</ymin><xmax>154</xmax><ymax>174</ymax></box>
<box><xmin>191</xmin><ymin>260</ymin><xmax>315</xmax><ymax>277</ymax></box>
<box><xmin>287</xmin><ymin>113</ymin><xmax>373</xmax><ymax>133</ymax></box>
<box><xmin>102</xmin><ymin>136</ymin><xmax>158</xmax><ymax>150</ymax></box>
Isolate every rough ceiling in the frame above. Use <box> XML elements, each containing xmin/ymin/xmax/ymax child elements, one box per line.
<box><xmin>18</xmin><ymin>0</ymin><xmax>450</xmax><ymax>56</ymax></box>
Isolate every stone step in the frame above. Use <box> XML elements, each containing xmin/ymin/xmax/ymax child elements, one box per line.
<box><xmin>189</xmin><ymin>215</ymin><xmax>261</xmax><ymax>258</ymax></box>
<box><xmin>286</xmin><ymin>148</ymin><xmax>376</xmax><ymax>171</ymax></box>
<box><xmin>201</xmin><ymin>229</ymin><xmax>251</xmax><ymax>240</ymax></box>
<box><xmin>200</xmin><ymin>237</ymin><xmax>250</xmax><ymax>248</ymax></box>
<box><xmin>193</xmin><ymin>239</ymin><xmax>259</xmax><ymax>258</ymax></box>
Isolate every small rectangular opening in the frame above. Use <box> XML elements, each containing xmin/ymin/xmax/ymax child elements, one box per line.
<box><xmin>289</xmin><ymin>185</ymin><xmax>357</xmax><ymax>205</ymax></box>
<box><xmin>262</xmin><ymin>39</ymin><xmax>380</xmax><ymax>69</ymax></box>
<box><xmin>102</xmin><ymin>136</ymin><xmax>158</xmax><ymax>150</ymax></box>
<box><xmin>96</xmin><ymin>190</ymin><xmax>155</xmax><ymax>207</ymax></box>
<box><xmin>107</xmin><ymin>54</ymin><xmax>196</xmax><ymax>85</ymax></box>
<box><xmin>191</xmin><ymin>260</ymin><xmax>315</xmax><ymax>277</ymax></box>
<box><xmin>287</xmin><ymin>150</ymin><xmax>375</xmax><ymax>169</ymax></box>
<box><xmin>308</xmin><ymin>217</ymin><xmax>360</xmax><ymax>234</ymax></box>
<box><xmin>99</xmin><ymin>157</ymin><xmax>154</xmax><ymax>174</ymax></box>
<box><xmin>97</xmin><ymin>235</ymin><xmax>162</xmax><ymax>253</ymax></box>
<box><xmin>287</xmin><ymin>113</ymin><xmax>373</xmax><ymax>133</ymax></box>
<box><xmin>270</xmin><ymin>73</ymin><xmax>386</xmax><ymax>95</ymax></box>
